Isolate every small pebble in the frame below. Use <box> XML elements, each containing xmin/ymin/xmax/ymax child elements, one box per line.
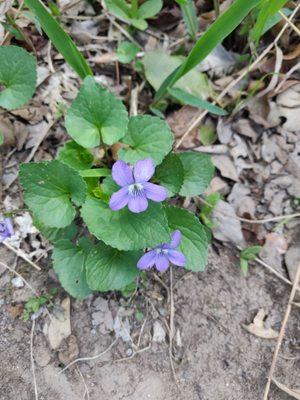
<box><xmin>11</xmin><ymin>276</ymin><xmax>24</xmax><ymax>288</ymax></box>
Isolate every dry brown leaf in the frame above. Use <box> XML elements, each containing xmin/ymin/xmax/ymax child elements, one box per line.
<box><xmin>243</xmin><ymin>309</ymin><xmax>279</xmax><ymax>339</ymax></box>
<box><xmin>212</xmin><ymin>154</ymin><xmax>239</xmax><ymax>181</ymax></box>
<box><xmin>46</xmin><ymin>297</ymin><xmax>71</xmax><ymax>349</ymax></box>
<box><xmin>272</xmin><ymin>379</ymin><xmax>300</xmax><ymax>399</ymax></box>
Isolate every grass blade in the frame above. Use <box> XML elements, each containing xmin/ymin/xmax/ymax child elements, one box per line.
<box><xmin>24</xmin><ymin>0</ymin><xmax>93</xmax><ymax>79</ymax></box>
<box><xmin>168</xmin><ymin>88</ymin><xmax>227</xmax><ymax>116</ymax></box>
<box><xmin>154</xmin><ymin>0</ymin><xmax>261</xmax><ymax>102</ymax></box>
<box><xmin>251</xmin><ymin>0</ymin><xmax>289</xmax><ymax>42</ymax></box>
<box><xmin>177</xmin><ymin>0</ymin><xmax>199</xmax><ymax>40</ymax></box>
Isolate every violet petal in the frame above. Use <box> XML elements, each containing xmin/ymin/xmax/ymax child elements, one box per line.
<box><xmin>137</xmin><ymin>250</ymin><xmax>157</xmax><ymax>270</ymax></box>
<box><xmin>133</xmin><ymin>159</ymin><xmax>155</xmax><ymax>183</ymax></box>
<box><xmin>155</xmin><ymin>254</ymin><xmax>170</xmax><ymax>272</ymax></box>
<box><xmin>143</xmin><ymin>182</ymin><xmax>167</xmax><ymax>202</ymax></box>
<box><xmin>109</xmin><ymin>187</ymin><xmax>129</xmax><ymax>211</ymax></box>
<box><xmin>170</xmin><ymin>230</ymin><xmax>182</xmax><ymax>248</ymax></box>
<box><xmin>167</xmin><ymin>250</ymin><xmax>186</xmax><ymax>266</ymax></box>
<box><xmin>128</xmin><ymin>193</ymin><xmax>148</xmax><ymax>213</ymax></box>
<box><xmin>4</xmin><ymin>218</ymin><xmax>14</xmax><ymax>236</ymax></box>
<box><xmin>112</xmin><ymin>160</ymin><xmax>134</xmax><ymax>187</ymax></box>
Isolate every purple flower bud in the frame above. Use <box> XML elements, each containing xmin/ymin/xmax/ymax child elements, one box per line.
<box><xmin>109</xmin><ymin>158</ymin><xmax>167</xmax><ymax>213</ymax></box>
<box><xmin>0</xmin><ymin>217</ymin><xmax>14</xmax><ymax>243</ymax></box>
<box><xmin>137</xmin><ymin>230</ymin><xmax>186</xmax><ymax>272</ymax></box>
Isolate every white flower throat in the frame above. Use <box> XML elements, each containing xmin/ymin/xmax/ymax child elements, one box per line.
<box><xmin>128</xmin><ymin>183</ymin><xmax>144</xmax><ymax>196</ymax></box>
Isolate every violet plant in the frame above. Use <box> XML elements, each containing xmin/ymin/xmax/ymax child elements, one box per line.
<box><xmin>19</xmin><ymin>76</ymin><xmax>215</xmax><ymax>299</ymax></box>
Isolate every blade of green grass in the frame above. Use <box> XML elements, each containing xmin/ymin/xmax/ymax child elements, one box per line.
<box><xmin>24</xmin><ymin>0</ymin><xmax>93</xmax><ymax>79</ymax></box>
<box><xmin>251</xmin><ymin>0</ymin><xmax>288</xmax><ymax>42</ymax></box>
<box><xmin>176</xmin><ymin>0</ymin><xmax>199</xmax><ymax>40</ymax></box>
<box><xmin>168</xmin><ymin>88</ymin><xmax>227</xmax><ymax>116</ymax></box>
<box><xmin>154</xmin><ymin>0</ymin><xmax>262</xmax><ymax>103</ymax></box>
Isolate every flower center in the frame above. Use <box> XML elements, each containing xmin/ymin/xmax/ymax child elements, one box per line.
<box><xmin>156</xmin><ymin>248</ymin><xmax>168</xmax><ymax>255</ymax></box>
<box><xmin>128</xmin><ymin>183</ymin><xmax>144</xmax><ymax>196</ymax></box>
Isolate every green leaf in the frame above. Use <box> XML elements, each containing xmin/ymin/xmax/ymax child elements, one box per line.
<box><xmin>155</xmin><ymin>0</ymin><xmax>262</xmax><ymax>102</ymax></box>
<box><xmin>241</xmin><ymin>245</ymin><xmax>262</xmax><ymax>261</ymax></box>
<box><xmin>85</xmin><ymin>242</ymin><xmax>140</xmax><ymax>292</ymax></box>
<box><xmin>52</xmin><ymin>240</ymin><xmax>92</xmax><ymax>299</ymax></box>
<box><xmin>143</xmin><ymin>49</ymin><xmax>211</xmax><ymax>99</ymax></box>
<box><xmin>65</xmin><ymin>76</ymin><xmax>128</xmax><ymax>148</ymax></box>
<box><xmin>260</xmin><ymin>7</ymin><xmax>292</xmax><ymax>36</ymax></box>
<box><xmin>24</xmin><ymin>0</ymin><xmax>92</xmax><ymax>79</ymax></box>
<box><xmin>117</xmin><ymin>41</ymin><xmax>140</xmax><ymax>64</ymax></box>
<box><xmin>199</xmin><ymin>124</ymin><xmax>217</xmax><ymax>145</ymax></box>
<box><xmin>199</xmin><ymin>192</ymin><xmax>221</xmax><ymax>228</ymax></box>
<box><xmin>118</xmin><ymin>115</ymin><xmax>173</xmax><ymax>165</ymax></box>
<box><xmin>154</xmin><ymin>153</ymin><xmax>184</xmax><ymax>196</ymax></box>
<box><xmin>0</xmin><ymin>46</ymin><xmax>37</xmax><ymax>110</ymax></box>
<box><xmin>81</xmin><ymin>197</ymin><xmax>170</xmax><ymax>251</ymax></box>
<box><xmin>19</xmin><ymin>160</ymin><xmax>87</xmax><ymax>228</ymax></box>
<box><xmin>0</xmin><ymin>132</ymin><xmax>4</xmax><ymax>146</ymax></box>
<box><xmin>57</xmin><ymin>140</ymin><xmax>94</xmax><ymax>171</ymax></box>
<box><xmin>168</xmin><ymin>87</ymin><xmax>228</xmax><ymax>116</ymax></box>
<box><xmin>79</xmin><ymin>168</ymin><xmax>111</xmax><ymax>178</ymax></box>
<box><xmin>105</xmin><ymin>0</ymin><xmax>132</xmax><ymax>23</ymax></box>
<box><xmin>165</xmin><ymin>206</ymin><xmax>209</xmax><ymax>271</ymax></box>
<box><xmin>101</xmin><ymin>176</ymin><xmax>119</xmax><ymax>196</ymax></box>
<box><xmin>176</xmin><ymin>0</ymin><xmax>198</xmax><ymax>40</ymax></box>
<box><xmin>34</xmin><ymin>219</ymin><xmax>77</xmax><ymax>242</ymax></box>
<box><xmin>251</xmin><ymin>0</ymin><xmax>288</xmax><ymax>42</ymax></box>
<box><xmin>179</xmin><ymin>152</ymin><xmax>214</xmax><ymax>196</ymax></box>
<box><xmin>138</xmin><ymin>0</ymin><xmax>163</xmax><ymax>18</ymax></box>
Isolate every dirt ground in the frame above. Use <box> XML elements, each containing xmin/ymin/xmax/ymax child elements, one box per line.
<box><xmin>0</xmin><ymin>245</ymin><xmax>299</xmax><ymax>400</ymax></box>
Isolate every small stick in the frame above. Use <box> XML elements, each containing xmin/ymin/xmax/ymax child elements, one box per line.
<box><xmin>30</xmin><ymin>319</ymin><xmax>39</xmax><ymax>400</ymax></box>
<box><xmin>76</xmin><ymin>366</ymin><xmax>90</xmax><ymax>400</ymax></box>
<box><xmin>279</xmin><ymin>10</ymin><xmax>300</xmax><ymax>36</ymax></box>
<box><xmin>0</xmin><ymin>261</ymin><xmax>38</xmax><ymax>295</ymax></box>
<box><xmin>59</xmin><ymin>337</ymin><xmax>119</xmax><ymax>374</ymax></box>
<box><xmin>263</xmin><ymin>263</ymin><xmax>300</xmax><ymax>400</ymax></box>
<box><xmin>3</xmin><ymin>241</ymin><xmax>41</xmax><ymax>271</ymax></box>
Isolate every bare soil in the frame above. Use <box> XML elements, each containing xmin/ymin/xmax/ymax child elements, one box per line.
<box><xmin>0</xmin><ymin>245</ymin><xmax>299</xmax><ymax>400</ymax></box>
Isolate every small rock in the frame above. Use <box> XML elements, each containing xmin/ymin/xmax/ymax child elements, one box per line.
<box><xmin>11</xmin><ymin>276</ymin><xmax>24</xmax><ymax>288</ymax></box>
<box><xmin>126</xmin><ymin>348</ymin><xmax>133</xmax><ymax>357</ymax></box>
<box><xmin>114</xmin><ymin>315</ymin><xmax>131</xmax><ymax>342</ymax></box>
<box><xmin>152</xmin><ymin>321</ymin><xmax>166</xmax><ymax>343</ymax></box>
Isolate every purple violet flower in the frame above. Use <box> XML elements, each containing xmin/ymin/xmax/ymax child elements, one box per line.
<box><xmin>137</xmin><ymin>230</ymin><xmax>186</xmax><ymax>272</ymax></box>
<box><xmin>0</xmin><ymin>217</ymin><xmax>14</xmax><ymax>243</ymax></box>
<box><xmin>109</xmin><ymin>158</ymin><xmax>167</xmax><ymax>213</ymax></box>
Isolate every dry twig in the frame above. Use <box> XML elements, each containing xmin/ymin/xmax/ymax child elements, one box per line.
<box><xmin>30</xmin><ymin>319</ymin><xmax>39</xmax><ymax>400</ymax></box>
<box><xmin>3</xmin><ymin>241</ymin><xmax>41</xmax><ymax>271</ymax></box>
<box><xmin>263</xmin><ymin>263</ymin><xmax>300</xmax><ymax>400</ymax></box>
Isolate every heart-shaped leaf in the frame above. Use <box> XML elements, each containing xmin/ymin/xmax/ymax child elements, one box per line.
<box><xmin>179</xmin><ymin>152</ymin><xmax>214</xmax><ymax>197</ymax></box>
<box><xmin>86</xmin><ymin>242</ymin><xmax>141</xmax><ymax>292</ymax></box>
<box><xmin>57</xmin><ymin>140</ymin><xmax>94</xmax><ymax>171</ymax></box>
<box><xmin>165</xmin><ymin>206</ymin><xmax>210</xmax><ymax>271</ymax></box>
<box><xmin>154</xmin><ymin>153</ymin><xmax>184</xmax><ymax>196</ymax></box>
<box><xmin>81</xmin><ymin>197</ymin><xmax>170</xmax><ymax>251</ymax></box>
<box><xmin>118</xmin><ymin>115</ymin><xmax>173</xmax><ymax>165</ymax></box>
<box><xmin>52</xmin><ymin>239</ymin><xmax>92</xmax><ymax>299</ymax></box>
<box><xmin>0</xmin><ymin>46</ymin><xmax>37</xmax><ymax>110</ymax></box>
<box><xmin>19</xmin><ymin>160</ymin><xmax>87</xmax><ymax>228</ymax></box>
<box><xmin>65</xmin><ymin>76</ymin><xmax>128</xmax><ymax>148</ymax></box>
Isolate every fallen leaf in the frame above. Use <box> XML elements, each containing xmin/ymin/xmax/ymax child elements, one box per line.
<box><xmin>212</xmin><ymin>155</ymin><xmax>239</xmax><ymax>181</ymax></box>
<box><xmin>243</xmin><ymin>309</ymin><xmax>279</xmax><ymax>339</ymax></box>
<box><xmin>46</xmin><ymin>297</ymin><xmax>71</xmax><ymax>350</ymax></box>
<box><xmin>58</xmin><ymin>335</ymin><xmax>79</xmax><ymax>365</ymax></box>
<box><xmin>211</xmin><ymin>200</ymin><xmax>245</xmax><ymax>246</ymax></box>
